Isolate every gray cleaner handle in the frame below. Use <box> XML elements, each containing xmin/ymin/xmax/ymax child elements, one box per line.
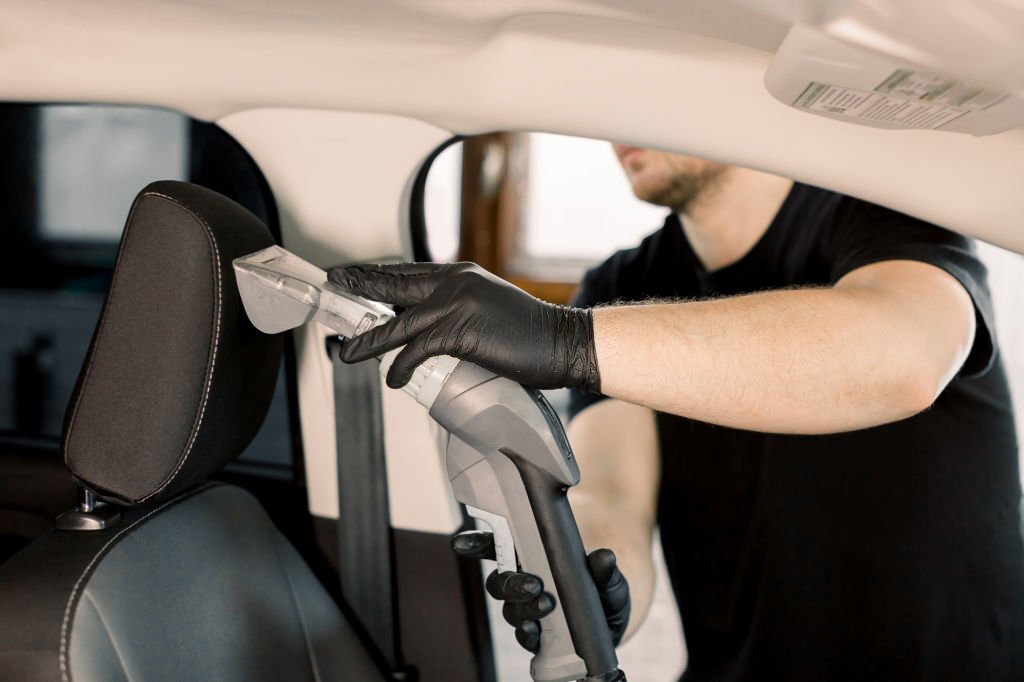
<box><xmin>508</xmin><ymin>454</ymin><xmax>626</xmax><ymax>682</ymax></box>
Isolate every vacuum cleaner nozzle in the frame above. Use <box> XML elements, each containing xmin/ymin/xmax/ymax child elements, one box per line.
<box><xmin>233</xmin><ymin>246</ymin><xmax>394</xmax><ymax>337</ymax></box>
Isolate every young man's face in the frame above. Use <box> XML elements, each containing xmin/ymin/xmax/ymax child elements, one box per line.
<box><xmin>611</xmin><ymin>144</ymin><xmax>728</xmax><ymax>212</ymax></box>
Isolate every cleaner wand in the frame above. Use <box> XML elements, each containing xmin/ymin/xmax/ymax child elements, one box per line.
<box><xmin>234</xmin><ymin>246</ymin><xmax>625</xmax><ymax>682</ymax></box>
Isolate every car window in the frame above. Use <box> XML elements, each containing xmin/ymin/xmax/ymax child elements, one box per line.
<box><xmin>519</xmin><ymin>133</ymin><xmax>667</xmax><ymax>273</ymax></box>
<box><xmin>422</xmin><ymin>138</ymin><xmax>462</xmax><ymax>263</ymax></box>
<box><xmin>0</xmin><ymin>103</ymin><xmax>295</xmax><ymax>477</ymax></box>
<box><xmin>423</xmin><ymin>133</ymin><xmax>668</xmax><ymax>287</ymax></box>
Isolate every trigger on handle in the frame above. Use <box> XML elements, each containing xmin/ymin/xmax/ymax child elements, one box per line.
<box><xmin>465</xmin><ymin>505</ymin><xmax>518</xmax><ymax>573</ymax></box>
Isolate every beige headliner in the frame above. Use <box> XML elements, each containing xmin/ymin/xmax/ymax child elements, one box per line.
<box><xmin>3</xmin><ymin>0</ymin><xmax>1023</xmax><ymax>254</ymax></box>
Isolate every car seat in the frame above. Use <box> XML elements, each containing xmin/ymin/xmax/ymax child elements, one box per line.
<box><xmin>0</xmin><ymin>181</ymin><xmax>382</xmax><ymax>681</ymax></box>
<box><xmin>0</xmin><ymin>441</ymin><xmax>77</xmax><ymax>562</ymax></box>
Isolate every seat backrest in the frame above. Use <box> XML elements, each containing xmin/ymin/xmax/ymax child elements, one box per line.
<box><xmin>0</xmin><ymin>181</ymin><xmax>382</xmax><ymax>682</ymax></box>
<box><xmin>0</xmin><ymin>441</ymin><xmax>76</xmax><ymax>562</ymax></box>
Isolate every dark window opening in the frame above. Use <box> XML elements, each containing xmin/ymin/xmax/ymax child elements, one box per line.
<box><xmin>0</xmin><ymin>103</ymin><xmax>293</xmax><ymax>477</ymax></box>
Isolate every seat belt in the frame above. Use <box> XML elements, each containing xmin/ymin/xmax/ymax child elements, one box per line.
<box><xmin>326</xmin><ymin>337</ymin><xmax>495</xmax><ymax>682</ymax></box>
<box><xmin>326</xmin><ymin>338</ymin><xmax>403</xmax><ymax>675</ymax></box>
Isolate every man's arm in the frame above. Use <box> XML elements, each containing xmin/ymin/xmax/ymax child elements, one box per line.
<box><xmin>567</xmin><ymin>398</ymin><xmax>660</xmax><ymax>643</ymax></box>
<box><xmin>594</xmin><ymin>260</ymin><xmax>976</xmax><ymax>434</ymax></box>
<box><xmin>330</xmin><ymin>258</ymin><xmax>977</xmax><ymax>435</ymax></box>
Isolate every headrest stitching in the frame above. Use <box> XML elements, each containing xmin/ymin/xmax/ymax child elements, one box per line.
<box><xmin>134</xmin><ymin>192</ymin><xmax>223</xmax><ymax>503</ymax></box>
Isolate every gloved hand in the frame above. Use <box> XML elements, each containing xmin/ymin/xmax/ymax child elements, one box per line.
<box><xmin>452</xmin><ymin>530</ymin><xmax>631</xmax><ymax>652</ymax></box>
<box><xmin>327</xmin><ymin>262</ymin><xmax>601</xmax><ymax>392</ymax></box>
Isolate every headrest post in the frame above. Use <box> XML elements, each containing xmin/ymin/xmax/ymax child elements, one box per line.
<box><xmin>80</xmin><ymin>487</ymin><xmax>96</xmax><ymax>513</ymax></box>
<box><xmin>56</xmin><ymin>483</ymin><xmax>122</xmax><ymax>532</ymax></box>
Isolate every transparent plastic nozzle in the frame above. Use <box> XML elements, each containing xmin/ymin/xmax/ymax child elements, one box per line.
<box><xmin>233</xmin><ymin>246</ymin><xmax>394</xmax><ymax>337</ymax></box>
<box><xmin>233</xmin><ymin>246</ymin><xmax>459</xmax><ymax>409</ymax></box>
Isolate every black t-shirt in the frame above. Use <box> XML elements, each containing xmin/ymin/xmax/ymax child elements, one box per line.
<box><xmin>568</xmin><ymin>184</ymin><xmax>1024</xmax><ymax>681</ymax></box>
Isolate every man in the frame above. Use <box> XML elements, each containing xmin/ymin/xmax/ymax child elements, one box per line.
<box><xmin>329</xmin><ymin>146</ymin><xmax>1024</xmax><ymax>680</ymax></box>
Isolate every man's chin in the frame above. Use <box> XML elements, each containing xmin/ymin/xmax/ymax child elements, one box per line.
<box><xmin>630</xmin><ymin>181</ymin><xmax>676</xmax><ymax>209</ymax></box>
<box><xmin>625</xmin><ymin>174</ymin><xmax>658</xmax><ymax>199</ymax></box>
<box><xmin>630</xmin><ymin>172</ymin><xmax>704</xmax><ymax>211</ymax></box>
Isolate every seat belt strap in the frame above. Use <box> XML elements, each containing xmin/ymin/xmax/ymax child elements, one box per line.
<box><xmin>327</xmin><ymin>338</ymin><xmax>401</xmax><ymax>671</ymax></box>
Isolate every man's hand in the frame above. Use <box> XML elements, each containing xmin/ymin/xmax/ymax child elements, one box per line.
<box><xmin>452</xmin><ymin>530</ymin><xmax>631</xmax><ymax>652</ymax></box>
<box><xmin>327</xmin><ymin>262</ymin><xmax>600</xmax><ymax>392</ymax></box>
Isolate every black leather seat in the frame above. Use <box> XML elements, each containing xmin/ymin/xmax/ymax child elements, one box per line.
<box><xmin>0</xmin><ymin>441</ymin><xmax>76</xmax><ymax>562</ymax></box>
<box><xmin>0</xmin><ymin>181</ymin><xmax>382</xmax><ymax>681</ymax></box>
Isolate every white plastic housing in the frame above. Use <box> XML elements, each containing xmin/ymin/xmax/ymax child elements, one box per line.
<box><xmin>766</xmin><ymin>23</ymin><xmax>1024</xmax><ymax>136</ymax></box>
<box><xmin>380</xmin><ymin>349</ymin><xmax>460</xmax><ymax>410</ymax></box>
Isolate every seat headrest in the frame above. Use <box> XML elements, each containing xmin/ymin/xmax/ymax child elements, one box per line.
<box><xmin>63</xmin><ymin>181</ymin><xmax>283</xmax><ymax>505</ymax></box>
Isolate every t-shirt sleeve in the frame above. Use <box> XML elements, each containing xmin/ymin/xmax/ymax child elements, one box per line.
<box><xmin>827</xmin><ymin>197</ymin><xmax>996</xmax><ymax>378</ymax></box>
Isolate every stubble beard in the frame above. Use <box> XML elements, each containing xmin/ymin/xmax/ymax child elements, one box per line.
<box><xmin>640</xmin><ymin>164</ymin><xmax>728</xmax><ymax>213</ymax></box>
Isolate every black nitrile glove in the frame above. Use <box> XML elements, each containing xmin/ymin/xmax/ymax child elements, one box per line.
<box><xmin>452</xmin><ymin>530</ymin><xmax>631</xmax><ymax>652</ymax></box>
<box><xmin>327</xmin><ymin>262</ymin><xmax>601</xmax><ymax>392</ymax></box>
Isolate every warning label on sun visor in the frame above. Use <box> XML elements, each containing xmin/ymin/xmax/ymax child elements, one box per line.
<box><xmin>794</xmin><ymin>82</ymin><xmax>967</xmax><ymax>129</ymax></box>
<box><xmin>793</xmin><ymin>70</ymin><xmax>1012</xmax><ymax>130</ymax></box>
<box><xmin>875</xmin><ymin>70</ymin><xmax>1009</xmax><ymax>110</ymax></box>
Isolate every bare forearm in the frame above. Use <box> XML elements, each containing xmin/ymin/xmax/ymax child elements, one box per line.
<box><xmin>593</xmin><ymin>264</ymin><xmax>974</xmax><ymax>434</ymax></box>
<box><xmin>567</xmin><ymin>400</ymin><xmax>659</xmax><ymax>642</ymax></box>
<box><xmin>569</xmin><ymin>489</ymin><xmax>655</xmax><ymax>643</ymax></box>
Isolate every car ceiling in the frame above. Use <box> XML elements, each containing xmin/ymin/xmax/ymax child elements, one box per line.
<box><xmin>3</xmin><ymin>0</ymin><xmax>1023</xmax><ymax>254</ymax></box>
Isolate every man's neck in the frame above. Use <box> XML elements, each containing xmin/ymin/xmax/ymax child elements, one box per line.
<box><xmin>679</xmin><ymin>168</ymin><xmax>794</xmax><ymax>272</ymax></box>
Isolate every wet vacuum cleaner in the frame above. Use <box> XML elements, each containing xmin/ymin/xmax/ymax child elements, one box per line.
<box><xmin>235</xmin><ymin>246</ymin><xmax>625</xmax><ymax>682</ymax></box>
